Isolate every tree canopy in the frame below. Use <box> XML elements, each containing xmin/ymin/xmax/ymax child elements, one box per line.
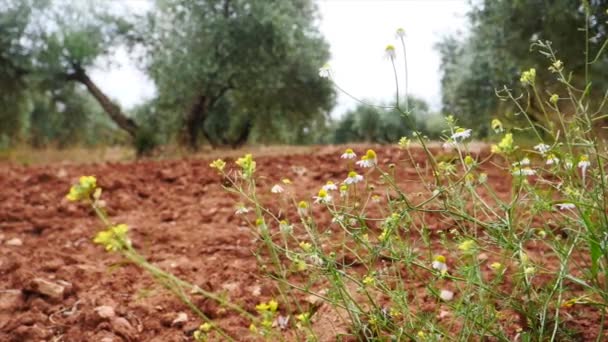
<box><xmin>438</xmin><ymin>0</ymin><xmax>608</xmax><ymax>136</ymax></box>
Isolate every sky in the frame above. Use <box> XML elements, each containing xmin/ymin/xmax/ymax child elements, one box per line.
<box><xmin>90</xmin><ymin>0</ymin><xmax>470</xmax><ymax>117</ymax></box>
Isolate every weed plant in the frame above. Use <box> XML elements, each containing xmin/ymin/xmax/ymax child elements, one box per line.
<box><xmin>68</xmin><ymin>20</ymin><xmax>608</xmax><ymax>341</ymax></box>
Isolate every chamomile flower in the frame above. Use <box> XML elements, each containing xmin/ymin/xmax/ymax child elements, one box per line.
<box><xmin>546</xmin><ymin>154</ymin><xmax>559</xmax><ymax>165</ymax></box>
<box><xmin>518</xmin><ymin>157</ymin><xmax>531</xmax><ymax>166</ymax></box>
<box><xmin>512</xmin><ymin>167</ymin><xmax>536</xmax><ymax>176</ymax></box>
<box><xmin>271</xmin><ymin>184</ymin><xmax>284</xmax><ymax>194</ymax></box>
<box><xmin>556</xmin><ymin>203</ymin><xmax>576</xmax><ymax>210</ymax></box>
<box><xmin>432</xmin><ymin>255</ymin><xmax>448</xmax><ymax>274</ymax></box>
<box><xmin>451</xmin><ymin>128</ymin><xmax>472</xmax><ymax>141</ymax></box>
<box><xmin>384</xmin><ymin>44</ymin><xmax>396</xmax><ymax>60</ymax></box>
<box><xmin>318</xmin><ymin>63</ymin><xmax>331</xmax><ymax>78</ymax></box>
<box><xmin>341</xmin><ymin>148</ymin><xmax>357</xmax><ymax>159</ymax></box>
<box><xmin>322</xmin><ymin>181</ymin><xmax>338</xmax><ymax>191</ymax></box>
<box><xmin>395</xmin><ymin>27</ymin><xmax>406</xmax><ymax>39</ymax></box>
<box><xmin>279</xmin><ymin>220</ymin><xmax>293</xmax><ymax>234</ymax></box>
<box><xmin>314</xmin><ymin>188</ymin><xmax>332</xmax><ymax>204</ymax></box>
<box><xmin>234</xmin><ymin>204</ymin><xmax>250</xmax><ymax>215</ymax></box>
<box><xmin>534</xmin><ymin>143</ymin><xmax>550</xmax><ymax>155</ymax></box>
<box><xmin>297</xmin><ymin>201</ymin><xmax>309</xmax><ymax>215</ymax></box>
<box><xmin>344</xmin><ymin>171</ymin><xmax>364</xmax><ymax>184</ymax></box>
<box><xmin>578</xmin><ymin>155</ymin><xmax>591</xmax><ymax>173</ymax></box>
<box><xmin>356</xmin><ymin>149</ymin><xmax>377</xmax><ymax>168</ymax></box>
<box><xmin>339</xmin><ymin>184</ymin><xmax>348</xmax><ymax>197</ymax></box>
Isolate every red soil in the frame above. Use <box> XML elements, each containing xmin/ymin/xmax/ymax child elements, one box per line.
<box><xmin>0</xmin><ymin>145</ymin><xmax>605</xmax><ymax>341</ymax></box>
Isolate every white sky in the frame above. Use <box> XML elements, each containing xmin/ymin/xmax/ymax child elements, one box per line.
<box><xmin>90</xmin><ymin>0</ymin><xmax>470</xmax><ymax>117</ymax></box>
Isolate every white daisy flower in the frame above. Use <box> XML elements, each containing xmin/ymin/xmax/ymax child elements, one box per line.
<box><xmin>439</xmin><ymin>290</ymin><xmax>454</xmax><ymax>301</ymax></box>
<box><xmin>356</xmin><ymin>157</ymin><xmax>374</xmax><ymax>168</ymax></box>
<box><xmin>578</xmin><ymin>155</ymin><xmax>590</xmax><ymax>173</ymax></box>
<box><xmin>318</xmin><ymin>63</ymin><xmax>331</xmax><ymax>78</ymax></box>
<box><xmin>546</xmin><ymin>154</ymin><xmax>559</xmax><ymax>165</ymax></box>
<box><xmin>534</xmin><ymin>143</ymin><xmax>550</xmax><ymax>154</ymax></box>
<box><xmin>512</xmin><ymin>167</ymin><xmax>536</xmax><ymax>176</ymax></box>
<box><xmin>271</xmin><ymin>184</ymin><xmax>284</xmax><ymax>194</ymax></box>
<box><xmin>556</xmin><ymin>203</ymin><xmax>576</xmax><ymax>210</ymax></box>
<box><xmin>313</xmin><ymin>189</ymin><xmax>332</xmax><ymax>204</ymax></box>
<box><xmin>450</xmin><ymin>128</ymin><xmax>472</xmax><ymax>141</ymax></box>
<box><xmin>356</xmin><ymin>149</ymin><xmax>378</xmax><ymax>168</ymax></box>
<box><xmin>395</xmin><ymin>27</ymin><xmax>406</xmax><ymax>39</ymax></box>
<box><xmin>322</xmin><ymin>181</ymin><xmax>338</xmax><ymax>191</ymax></box>
<box><xmin>344</xmin><ymin>171</ymin><xmax>364</xmax><ymax>184</ymax></box>
<box><xmin>519</xmin><ymin>157</ymin><xmax>531</xmax><ymax>166</ymax></box>
<box><xmin>384</xmin><ymin>44</ymin><xmax>396</xmax><ymax>60</ymax></box>
<box><xmin>432</xmin><ymin>255</ymin><xmax>448</xmax><ymax>273</ymax></box>
<box><xmin>235</xmin><ymin>205</ymin><xmax>250</xmax><ymax>215</ymax></box>
<box><xmin>340</xmin><ymin>148</ymin><xmax>357</xmax><ymax>159</ymax></box>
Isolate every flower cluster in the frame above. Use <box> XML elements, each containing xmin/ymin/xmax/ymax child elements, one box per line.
<box><xmin>93</xmin><ymin>224</ymin><xmax>130</xmax><ymax>252</ymax></box>
<box><xmin>66</xmin><ymin>176</ymin><xmax>97</xmax><ymax>202</ymax></box>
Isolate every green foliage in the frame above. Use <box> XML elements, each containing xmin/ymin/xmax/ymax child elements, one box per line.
<box><xmin>438</xmin><ymin>0</ymin><xmax>608</xmax><ymax>136</ymax></box>
<box><xmin>332</xmin><ymin>97</ymin><xmax>445</xmax><ymax>144</ymax></box>
<box><xmin>141</xmin><ymin>0</ymin><xmax>335</xmax><ymax>148</ymax></box>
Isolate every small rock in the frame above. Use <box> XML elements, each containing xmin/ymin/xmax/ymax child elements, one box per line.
<box><xmin>95</xmin><ymin>306</ymin><xmax>116</xmax><ymax>319</ymax></box>
<box><xmin>171</xmin><ymin>312</ymin><xmax>188</xmax><ymax>327</ymax></box>
<box><xmin>6</xmin><ymin>238</ymin><xmax>23</xmax><ymax>246</ymax></box>
<box><xmin>0</xmin><ymin>289</ymin><xmax>22</xmax><ymax>311</ymax></box>
<box><xmin>110</xmin><ymin>316</ymin><xmax>136</xmax><ymax>340</ymax></box>
<box><xmin>28</xmin><ymin>278</ymin><xmax>65</xmax><ymax>299</ymax></box>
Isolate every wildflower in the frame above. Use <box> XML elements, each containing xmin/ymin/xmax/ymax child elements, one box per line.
<box><xmin>236</xmin><ymin>154</ymin><xmax>256</xmax><ymax>178</ymax></box>
<box><xmin>534</xmin><ymin>143</ymin><xmax>550</xmax><ymax>155</ymax></box>
<box><xmin>398</xmin><ymin>136</ymin><xmax>410</xmax><ymax>148</ymax></box>
<box><xmin>385</xmin><ymin>44</ymin><xmax>396</xmax><ymax>60</ymax></box>
<box><xmin>458</xmin><ymin>240</ymin><xmax>476</xmax><ymax>253</ymax></box>
<box><xmin>451</xmin><ymin>128</ymin><xmax>472</xmax><ymax>141</ymax></box>
<box><xmin>546</xmin><ymin>154</ymin><xmax>559</xmax><ymax>165</ymax></box>
<box><xmin>524</xmin><ymin>266</ymin><xmax>536</xmax><ymax>275</ymax></box>
<box><xmin>279</xmin><ymin>220</ymin><xmax>293</xmax><ymax>234</ymax></box>
<box><xmin>322</xmin><ymin>181</ymin><xmax>337</xmax><ymax>191</ymax></box>
<box><xmin>550</xmin><ymin>94</ymin><xmax>559</xmax><ymax>105</ymax></box>
<box><xmin>556</xmin><ymin>203</ymin><xmax>576</xmax><ymax>210</ymax></box>
<box><xmin>549</xmin><ymin>60</ymin><xmax>563</xmax><ymax>73</ymax></box>
<box><xmin>356</xmin><ymin>149</ymin><xmax>377</xmax><ymax>168</ymax></box>
<box><xmin>395</xmin><ymin>27</ymin><xmax>406</xmax><ymax>39</ymax></box>
<box><xmin>518</xmin><ymin>157</ymin><xmax>530</xmax><ymax>166</ymax></box>
<box><xmin>371</xmin><ymin>195</ymin><xmax>381</xmax><ymax>203</ymax></box>
<box><xmin>341</xmin><ymin>148</ymin><xmax>357</xmax><ymax>159</ymax></box>
<box><xmin>255</xmin><ymin>218</ymin><xmax>265</xmax><ymax>227</ymax></box>
<box><xmin>339</xmin><ymin>184</ymin><xmax>348</xmax><ymax>197</ymax></box>
<box><xmin>256</xmin><ymin>299</ymin><xmax>278</xmax><ymax>313</ymax></box>
<box><xmin>271</xmin><ymin>184</ymin><xmax>284</xmax><ymax>194</ymax></box>
<box><xmin>299</xmin><ymin>241</ymin><xmax>312</xmax><ymax>252</ymax></box>
<box><xmin>199</xmin><ymin>323</ymin><xmax>212</xmax><ymax>333</ymax></box>
<box><xmin>478</xmin><ymin>173</ymin><xmax>488</xmax><ymax>183</ymax></box>
<box><xmin>490</xmin><ymin>262</ymin><xmax>503</xmax><ymax>271</ymax></box>
<box><xmin>492</xmin><ymin>133</ymin><xmax>514</xmax><ymax>154</ymax></box>
<box><xmin>296</xmin><ymin>312</ymin><xmax>311</xmax><ymax>323</ymax></box>
<box><xmin>362</xmin><ymin>275</ymin><xmax>375</xmax><ymax>285</ymax></box>
<box><xmin>318</xmin><ymin>63</ymin><xmax>331</xmax><ymax>78</ymax></box>
<box><xmin>520</xmin><ymin>68</ymin><xmax>536</xmax><ymax>85</ymax></box>
<box><xmin>234</xmin><ymin>204</ymin><xmax>250</xmax><ymax>215</ymax></box>
<box><xmin>281</xmin><ymin>178</ymin><xmax>292</xmax><ymax>184</ymax></box>
<box><xmin>66</xmin><ymin>176</ymin><xmax>97</xmax><ymax>202</ymax></box>
<box><xmin>439</xmin><ymin>289</ymin><xmax>454</xmax><ymax>301</ymax></box>
<box><xmin>93</xmin><ymin>224</ymin><xmax>130</xmax><ymax>252</ymax></box>
<box><xmin>491</xmin><ymin>118</ymin><xmax>504</xmax><ymax>133</ymax></box>
<box><xmin>344</xmin><ymin>171</ymin><xmax>364</xmax><ymax>184</ymax></box>
<box><xmin>512</xmin><ymin>167</ymin><xmax>536</xmax><ymax>176</ymax></box>
<box><xmin>209</xmin><ymin>159</ymin><xmax>226</xmax><ymax>172</ymax></box>
<box><xmin>298</xmin><ymin>201</ymin><xmax>309</xmax><ymax>215</ymax></box>
<box><xmin>314</xmin><ymin>188</ymin><xmax>332</xmax><ymax>204</ymax></box>
<box><xmin>432</xmin><ymin>255</ymin><xmax>448</xmax><ymax>274</ymax></box>
<box><xmin>249</xmin><ymin>323</ymin><xmax>257</xmax><ymax>333</ymax></box>
<box><xmin>464</xmin><ymin>155</ymin><xmax>475</xmax><ymax>167</ymax></box>
<box><xmin>578</xmin><ymin>155</ymin><xmax>590</xmax><ymax>173</ymax></box>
